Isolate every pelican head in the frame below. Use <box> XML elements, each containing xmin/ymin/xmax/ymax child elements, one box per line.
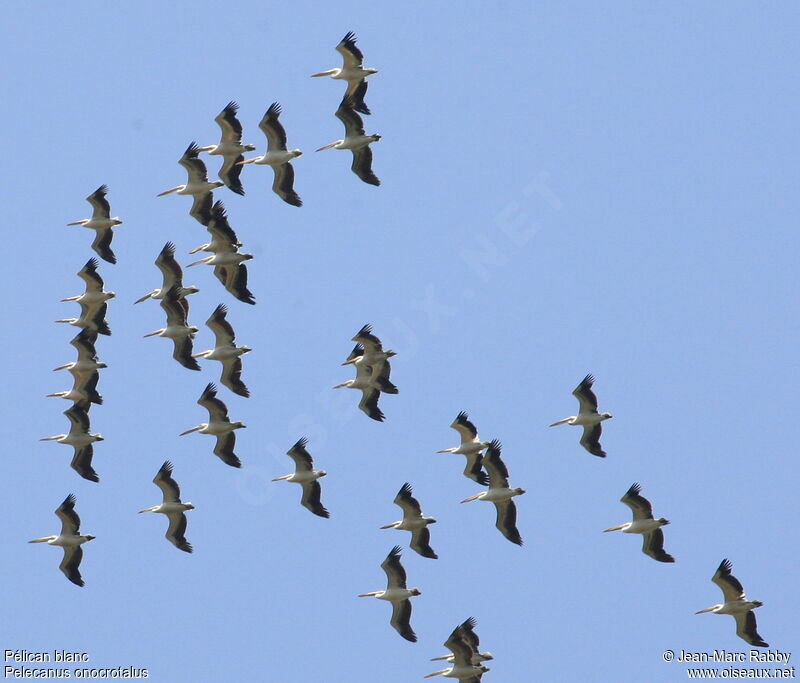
<box><xmin>291</xmin><ymin>149</ymin><xmax>303</xmax><ymax>158</ymax></box>
<box><xmin>601</xmin><ymin>412</ymin><xmax>613</xmax><ymax>420</ymax></box>
<box><xmin>84</xmin><ymin>535</ymin><xmax>96</xmax><ymax>542</ymax></box>
<box><xmin>232</xmin><ymin>421</ymin><xmax>246</xmax><ymax>429</ymax></box>
<box><xmin>658</xmin><ymin>517</ymin><xmax>670</xmax><ymax>525</ymax></box>
<box><xmin>370</xmin><ymin>134</ymin><xmax>382</xmax><ymax>143</ymax></box>
<box><xmin>317</xmin><ymin>470</ymin><xmax>328</xmax><ymax>477</ymax></box>
<box><xmin>410</xmin><ymin>588</ymin><xmax>422</xmax><ymax>596</ymax></box>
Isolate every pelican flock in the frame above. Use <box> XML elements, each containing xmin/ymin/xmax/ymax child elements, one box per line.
<box><xmin>33</xmin><ymin>27</ymin><xmax>780</xmax><ymax>682</ymax></box>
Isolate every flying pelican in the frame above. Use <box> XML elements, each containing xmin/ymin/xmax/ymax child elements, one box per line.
<box><xmin>316</xmin><ymin>99</ymin><xmax>381</xmax><ymax>186</ymax></box>
<box><xmin>425</xmin><ymin>618</ymin><xmax>492</xmax><ymax>680</ymax></box>
<box><xmin>436</xmin><ymin>412</ymin><xmax>490</xmax><ymax>486</ymax></box>
<box><xmin>157</xmin><ymin>142</ymin><xmax>223</xmax><ymax>224</ymax></box>
<box><xmin>67</xmin><ymin>185</ymin><xmax>122</xmax><ymax>264</ymax></box>
<box><xmin>139</xmin><ymin>461</ymin><xmax>194</xmax><ymax>553</ymax></box>
<box><xmin>192</xmin><ymin>303</ymin><xmax>251</xmax><ymax>397</ymax></box>
<box><xmin>431</xmin><ymin>617</ymin><xmax>493</xmax><ymax>666</ymax></box>
<box><xmin>696</xmin><ymin>559</ymin><xmax>769</xmax><ymax>648</ymax></box>
<box><xmin>53</xmin><ymin>330</ymin><xmax>106</xmax><ymax>376</ymax></box>
<box><xmin>312</xmin><ymin>31</ymin><xmax>377</xmax><ymax>115</ymax></box>
<box><xmin>358</xmin><ymin>546</ymin><xmax>420</xmax><ymax>642</ymax></box>
<box><xmin>29</xmin><ymin>494</ymin><xmax>95</xmax><ymax>587</ymax></box>
<box><xmin>603</xmin><ymin>483</ymin><xmax>675</xmax><ymax>563</ymax></box>
<box><xmin>333</xmin><ymin>358</ymin><xmax>396</xmax><ymax>422</ymax></box>
<box><xmin>143</xmin><ymin>286</ymin><xmax>200</xmax><ymax>370</ymax></box>
<box><xmin>55</xmin><ymin>302</ymin><xmax>111</xmax><ymax>336</ymax></box>
<box><xmin>61</xmin><ymin>258</ymin><xmax>115</xmax><ymax>320</ymax></box>
<box><xmin>46</xmin><ymin>368</ymin><xmax>102</xmax><ymax>410</ymax></box>
<box><xmin>40</xmin><ymin>406</ymin><xmax>103</xmax><ymax>482</ymax></box>
<box><xmin>196</xmin><ymin>101</ymin><xmax>255</xmax><ymax>196</ymax></box>
<box><xmin>179</xmin><ymin>382</ymin><xmax>244</xmax><ymax>468</ymax></box>
<box><xmin>343</xmin><ymin>324</ymin><xmax>397</xmax><ymax>385</ymax></box>
<box><xmin>238</xmin><ymin>103</ymin><xmax>302</xmax><ymax>207</ymax></box>
<box><xmin>134</xmin><ymin>242</ymin><xmax>199</xmax><ymax>308</ymax></box>
<box><xmin>461</xmin><ymin>440</ymin><xmax>525</xmax><ymax>546</ymax></box>
<box><xmin>271</xmin><ymin>437</ymin><xmax>329</xmax><ymax>518</ymax></box>
<box><xmin>549</xmin><ymin>374</ymin><xmax>612</xmax><ymax>457</ymax></box>
<box><xmin>188</xmin><ymin>200</ymin><xmax>242</xmax><ymax>255</ymax></box>
<box><xmin>380</xmin><ymin>483</ymin><xmax>437</xmax><ymax>559</ymax></box>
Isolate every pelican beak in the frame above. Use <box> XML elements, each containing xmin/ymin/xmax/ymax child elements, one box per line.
<box><xmin>186</xmin><ymin>257</ymin><xmax>209</xmax><ymax>267</ymax></box>
<box><xmin>156</xmin><ymin>186</ymin><xmax>182</xmax><ymax>197</ymax></box>
<box><xmin>549</xmin><ymin>418</ymin><xmax>572</xmax><ymax>427</ymax></box>
<box><xmin>237</xmin><ymin>158</ymin><xmax>256</xmax><ymax>166</ymax></box>
<box><xmin>379</xmin><ymin>523</ymin><xmax>396</xmax><ymax>529</ymax></box>
<box><xmin>311</xmin><ymin>70</ymin><xmax>336</xmax><ymax>78</ymax></box>
<box><xmin>133</xmin><ymin>293</ymin><xmax>153</xmax><ymax>304</ymax></box>
<box><xmin>67</xmin><ymin>220</ymin><xmax>85</xmax><ymax>226</ymax></box>
<box><xmin>695</xmin><ymin>607</ymin><xmax>716</xmax><ymax>614</ymax></box>
<box><xmin>143</xmin><ymin>330</ymin><xmax>162</xmax><ymax>338</ymax></box>
<box><xmin>602</xmin><ymin>524</ymin><xmax>627</xmax><ymax>533</ymax></box>
<box><xmin>460</xmin><ymin>493</ymin><xmax>483</xmax><ymax>504</ymax></box>
<box><xmin>179</xmin><ymin>426</ymin><xmax>202</xmax><ymax>436</ymax></box>
<box><xmin>271</xmin><ymin>474</ymin><xmax>292</xmax><ymax>482</ymax></box>
<box><xmin>315</xmin><ymin>142</ymin><xmax>340</xmax><ymax>152</ymax></box>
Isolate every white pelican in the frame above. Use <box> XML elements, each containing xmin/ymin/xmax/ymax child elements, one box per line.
<box><xmin>179</xmin><ymin>382</ymin><xmax>244</xmax><ymax>468</ymax></box>
<box><xmin>61</xmin><ymin>258</ymin><xmax>115</xmax><ymax>319</ymax></box>
<box><xmin>192</xmin><ymin>303</ymin><xmax>251</xmax><ymax>397</ymax></box>
<box><xmin>343</xmin><ymin>324</ymin><xmax>397</xmax><ymax>385</ymax></box>
<box><xmin>55</xmin><ymin>302</ymin><xmax>111</xmax><ymax>336</ymax></box>
<box><xmin>696</xmin><ymin>559</ymin><xmax>768</xmax><ymax>648</ymax></box>
<box><xmin>312</xmin><ymin>31</ymin><xmax>377</xmax><ymax>115</ymax></box>
<box><xmin>358</xmin><ymin>545</ymin><xmax>420</xmax><ymax>642</ymax></box>
<box><xmin>134</xmin><ymin>242</ymin><xmax>199</xmax><ymax>308</ymax></box>
<box><xmin>316</xmin><ymin>99</ymin><xmax>381</xmax><ymax>186</ymax></box>
<box><xmin>157</xmin><ymin>142</ymin><xmax>223</xmax><ymax>224</ymax></box>
<box><xmin>197</xmin><ymin>101</ymin><xmax>255</xmax><ymax>196</ymax></box>
<box><xmin>53</xmin><ymin>329</ymin><xmax>106</xmax><ymax>376</ymax></box>
<box><xmin>40</xmin><ymin>406</ymin><xmax>103</xmax><ymax>483</ymax></box>
<box><xmin>437</xmin><ymin>411</ymin><xmax>490</xmax><ymax>486</ymax></box>
<box><xmin>238</xmin><ymin>102</ymin><xmax>302</xmax><ymax>207</ymax></box>
<box><xmin>461</xmin><ymin>439</ymin><xmax>525</xmax><ymax>546</ymax></box>
<box><xmin>426</xmin><ymin>618</ymin><xmax>492</xmax><ymax>680</ymax></box>
<box><xmin>139</xmin><ymin>461</ymin><xmax>194</xmax><ymax>553</ymax></box>
<box><xmin>67</xmin><ymin>185</ymin><xmax>121</xmax><ymax>264</ymax></box>
<box><xmin>143</xmin><ymin>286</ymin><xmax>201</xmax><ymax>371</ymax></box>
<box><xmin>333</xmin><ymin>357</ymin><xmax>396</xmax><ymax>422</ymax></box>
<box><xmin>603</xmin><ymin>483</ymin><xmax>674</xmax><ymax>563</ymax></box>
<box><xmin>380</xmin><ymin>483</ymin><xmax>437</xmax><ymax>559</ymax></box>
<box><xmin>46</xmin><ymin>367</ymin><xmax>102</xmax><ymax>410</ymax></box>
<box><xmin>549</xmin><ymin>374</ymin><xmax>612</xmax><ymax>457</ymax></box>
<box><xmin>29</xmin><ymin>494</ymin><xmax>95</xmax><ymax>587</ymax></box>
<box><xmin>431</xmin><ymin>617</ymin><xmax>493</xmax><ymax>666</ymax></box>
<box><xmin>271</xmin><ymin>437</ymin><xmax>329</xmax><ymax>518</ymax></box>
<box><xmin>188</xmin><ymin>200</ymin><xmax>242</xmax><ymax>254</ymax></box>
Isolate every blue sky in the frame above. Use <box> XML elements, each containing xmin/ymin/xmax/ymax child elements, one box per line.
<box><xmin>4</xmin><ymin>2</ymin><xmax>798</xmax><ymax>681</ymax></box>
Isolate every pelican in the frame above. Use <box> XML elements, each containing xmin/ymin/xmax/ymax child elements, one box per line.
<box><xmin>46</xmin><ymin>368</ymin><xmax>102</xmax><ymax>410</ymax></box>
<box><xmin>312</xmin><ymin>31</ymin><xmax>377</xmax><ymax>115</ymax></box>
<box><xmin>67</xmin><ymin>185</ymin><xmax>121</xmax><ymax>264</ymax></box>
<box><xmin>358</xmin><ymin>546</ymin><xmax>420</xmax><ymax>642</ymax></box>
<box><xmin>196</xmin><ymin>101</ymin><xmax>255</xmax><ymax>196</ymax></box>
<box><xmin>188</xmin><ymin>200</ymin><xmax>242</xmax><ymax>254</ymax></box>
<box><xmin>157</xmin><ymin>142</ymin><xmax>223</xmax><ymax>224</ymax></box>
<box><xmin>29</xmin><ymin>494</ymin><xmax>95</xmax><ymax>587</ymax></box>
<box><xmin>271</xmin><ymin>437</ymin><xmax>329</xmax><ymax>518</ymax></box>
<box><xmin>461</xmin><ymin>440</ymin><xmax>525</xmax><ymax>546</ymax></box>
<box><xmin>143</xmin><ymin>286</ymin><xmax>200</xmax><ymax>370</ymax></box>
<box><xmin>55</xmin><ymin>302</ymin><xmax>111</xmax><ymax>336</ymax></box>
<box><xmin>333</xmin><ymin>358</ymin><xmax>396</xmax><ymax>422</ymax></box>
<box><xmin>549</xmin><ymin>374</ymin><xmax>612</xmax><ymax>457</ymax></box>
<box><xmin>603</xmin><ymin>483</ymin><xmax>675</xmax><ymax>563</ymax></box>
<box><xmin>425</xmin><ymin>618</ymin><xmax>492</xmax><ymax>680</ymax></box>
<box><xmin>192</xmin><ymin>303</ymin><xmax>250</xmax><ymax>397</ymax></box>
<box><xmin>53</xmin><ymin>330</ymin><xmax>106</xmax><ymax>376</ymax></box>
<box><xmin>316</xmin><ymin>99</ymin><xmax>381</xmax><ymax>186</ymax></box>
<box><xmin>134</xmin><ymin>242</ymin><xmax>199</xmax><ymax>308</ymax></box>
<box><xmin>179</xmin><ymin>382</ymin><xmax>244</xmax><ymax>468</ymax></box>
<box><xmin>380</xmin><ymin>483</ymin><xmax>437</xmax><ymax>559</ymax></box>
<box><xmin>61</xmin><ymin>258</ymin><xmax>115</xmax><ymax>319</ymax></box>
<box><xmin>139</xmin><ymin>461</ymin><xmax>194</xmax><ymax>553</ymax></box>
<box><xmin>696</xmin><ymin>559</ymin><xmax>769</xmax><ymax>648</ymax></box>
<box><xmin>431</xmin><ymin>617</ymin><xmax>493</xmax><ymax>666</ymax></box>
<box><xmin>40</xmin><ymin>406</ymin><xmax>103</xmax><ymax>483</ymax></box>
<box><xmin>436</xmin><ymin>411</ymin><xmax>490</xmax><ymax>486</ymax></box>
<box><xmin>238</xmin><ymin>102</ymin><xmax>302</xmax><ymax>207</ymax></box>
<box><xmin>344</xmin><ymin>324</ymin><xmax>397</xmax><ymax>385</ymax></box>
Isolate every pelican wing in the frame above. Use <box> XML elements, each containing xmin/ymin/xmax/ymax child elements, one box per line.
<box><xmin>573</xmin><ymin>373</ymin><xmax>600</xmax><ymax>415</ymax></box>
<box><xmin>735</xmin><ymin>610</ymin><xmax>769</xmax><ymax>648</ymax></box>
<box><xmin>642</xmin><ymin>528</ymin><xmax>675</xmax><ymax>563</ymax></box>
<box><xmin>64</xmin><ymin>404</ymin><xmax>91</xmax><ymax>434</ymax></box>
<box><xmin>213</xmin><ymin>432</ymin><xmax>241</xmax><ymax>468</ymax></box>
<box><xmin>160</xmin><ymin>288</ymin><xmax>190</xmax><ymax>326</ymax></box>
<box><xmin>70</xmin><ymin>329</ymin><xmax>99</xmax><ymax>361</ymax></box>
<box><xmin>381</xmin><ymin>545</ymin><xmax>408</xmax><ymax>589</ymax></box>
<box><xmin>336</xmin><ymin>31</ymin><xmax>365</xmax><ymax>69</ymax></box>
<box><xmin>287</xmin><ymin>437</ymin><xmax>314</xmax><ymax>472</ymax></box>
<box><xmin>358</xmin><ymin>387</ymin><xmax>385</xmax><ymax>422</ymax></box>
<box><xmin>172</xmin><ymin>335</ymin><xmax>200</xmax><ymax>371</ymax></box>
<box><xmin>579</xmin><ymin>423</ymin><xmax>606</xmax><ymax>458</ymax></box>
<box><xmin>351</xmin><ymin>146</ymin><xmax>380</xmax><ymax>186</ymax></box>
<box><xmin>344</xmin><ymin>78</ymin><xmax>370</xmax><ymax>115</ymax></box>
<box><xmin>444</xmin><ymin>629</ymin><xmax>475</xmax><ymax>668</ymax></box>
<box><xmin>221</xmin><ymin>357</ymin><xmax>249</xmax><ymax>398</ymax></box>
<box><xmin>394</xmin><ymin>482</ymin><xmax>423</xmax><ymax>519</ymax></box>
<box><xmin>464</xmin><ymin>453</ymin><xmax>489</xmax><ymax>486</ymax></box>
<box><xmin>712</xmin><ymin>559</ymin><xmax>746</xmax><ymax>602</ymax></box>
<box><xmin>458</xmin><ymin>617</ymin><xmax>482</xmax><ymax>656</ymax></box>
<box><xmin>352</xmin><ymin>324</ymin><xmax>383</xmax><ymax>352</ymax></box>
<box><xmin>218</xmin><ymin>153</ymin><xmax>245</xmax><ymax>196</ymax></box>
<box><xmin>409</xmin><ymin>526</ymin><xmax>437</xmax><ymax>559</ymax></box>
<box><xmin>55</xmin><ymin>494</ymin><xmax>81</xmax><ymax>535</ymax></box>
<box><xmin>198</xmin><ymin>383</ymin><xmax>230</xmax><ymax>422</ymax></box>
<box><xmin>190</xmin><ymin>191</ymin><xmax>213</xmax><ymax>225</ymax></box>
<box><xmin>206</xmin><ymin>304</ymin><xmax>236</xmax><ymax>346</ymax></box>
<box><xmin>494</xmin><ymin>499</ymin><xmax>523</xmax><ymax>546</ymax></box>
<box><xmin>390</xmin><ymin>598</ymin><xmax>417</xmax><ymax>642</ymax></box>
<box><xmin>343</xmin><ymin>343</ymin><xmax>365</xmax><ymax>364</ymax></box>
<box><xmin>272</xmin><ymin>162</ymin><xmax>302</xmax><ymax>207</ymax></box>
<box><xmin>154</xmin><ymin>460</ymin><xmax>182</xmax><ymax>503</ymax></box>
<box><xmin>301</xmin><ymin>481</ymin><xmax>330</xmax><ymax>519</ymax></box>
<box><xmin>224</xmin><ymin>264</ymin><xmax>256</xmax><ymax>305</ymax></box>
<box><xmin>482</xmin><ymin>440</ymin><xmax>510</xmax><ymax>489</ymax></box>
<box><xmin>86</xmin><ymin>185</ymin><xmax>111</xmax><ymax>219</ymax></box>
<box><xmin>373</xmin><ymin>359</ymin><xmax>397</xmax><ymax>393</ymax></box>
<box><xmin>91</xmin><ymin>227</ymin><xmax>116</xmax><ymax>264</ymax></box>
<box><xmin>260</xmin><ymin>102</ymin><xmax>288</xmax><ymax>151</ymax></box>
<box><xmin>59</xmin><ymin>546</ymin><xmax>85</xmax><ymax>587</ymax></box>
<box><xmin>165</xmin><ymin>511</ymin><xmax>193</xmax><ymax>553</ymax></box>
<box><xmin>215</xmin><ymin>101</ymin><xmax>245</xmax><ymax>145</ymax></box>
<box><xmin>620</xmin><ymin>483</ymin><xmax>653</xmax><ymax>520</ymax></box>
<box><xmin>180</xmin><ymin>142</ymin><xmax>211</xmax><ymax>183</ymax></box>
<box><xmin>71</xmin><ymin>444</ymin><xmax>99</xmax><ymax>483</ymax></box>
<box><xmin>452</xmin><ymin>411</ymin><xmax>479</xmax><ymax>442</ymax></box>
<box><xmin>335</xmin><ymin>100</ymin><xmax>367</xmax><ymax>137</ymax></box>
<box><xmin>77</xmin><ymin>258</ymin><xmax>104</xmax><ymax>292</ymax></box>
<box><xmin>155</xmin><ymin>242</ymin><xmax>184</xmax><ymax>288</ymax></box>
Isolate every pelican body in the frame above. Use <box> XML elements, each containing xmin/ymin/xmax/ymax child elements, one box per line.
<box><xmin>139</xmin><ymin>461</ymin><xmax>194</xmax><ymax>553</ymax></box>
<box><xmin>67</xmin><ymin>185</ymin><xmax>121</xmax><ymax>264</ymax></box>
<box><xmin>40</xmin><ymin>405</ymin><xmax>103</xmax><ymax>482</ymax></box>
<box><xmin>143</xmin><ymin>286</ymin><xmax>200</xmax><ymax>371</ymax></box>
<box><xmin>437</xmin><ymin>411</ymin><xmax>490</xmax><ymax>486</ymax></box>
<box><xmin>380</xmin><ymin>482</ymin><xmax>437</xmax><ymax>559</ymax></box>
<box><xmin>603</xmin><ymin>483</ymin><xmax>674</xmax><ymax>562</ymax></box>
<box><xmin>271</xmin><ymin>437</ymin><xmax>329</xmax><ymax>518</ymax></box>
<box><xmin>549</xmin><ymin>373</ymin><xmax>612</xmax><ymax>457</ymax></box>
<box><xmin>316</xmin><ymin>99</ymin><xmax>381</xmax><ymax>186</ymax></box>
<box><xmin>312</xmin><ymin>31</ymin><xmax>377</xmax><ymax>115</ymax></box>
<box><xmin>425</xmin><ymin>617</ymin><xmax>491</xmax><ymax>680</ymax></box>
<box><xmin>179</xmin><ymin>382</ymin><xmax>244</xmax><ymax>467</ymax></box>
<box><xmin>134</xmin><ymin>241</ymin><xmax>199</xmax><ymax>306</ymax></box>
<box><xmin>197</xmin><ymin>101</ymin><xmax>255</xmax><ymax>196</ymax></box>
<box><xmin>192</xmin><ymin>303</ymin><xmax>251</xmax><ymax>397</ymax></box>
<box><xmin>157</xmin><ymin>141</ymin><xmax>223</xmax><ymax>224</ymax></box>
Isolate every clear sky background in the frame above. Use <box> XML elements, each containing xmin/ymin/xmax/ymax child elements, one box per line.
<box><xmin>3</xmin><ymin>2</ymin><xmax>798</xmax><ymax>681</ymax></box>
